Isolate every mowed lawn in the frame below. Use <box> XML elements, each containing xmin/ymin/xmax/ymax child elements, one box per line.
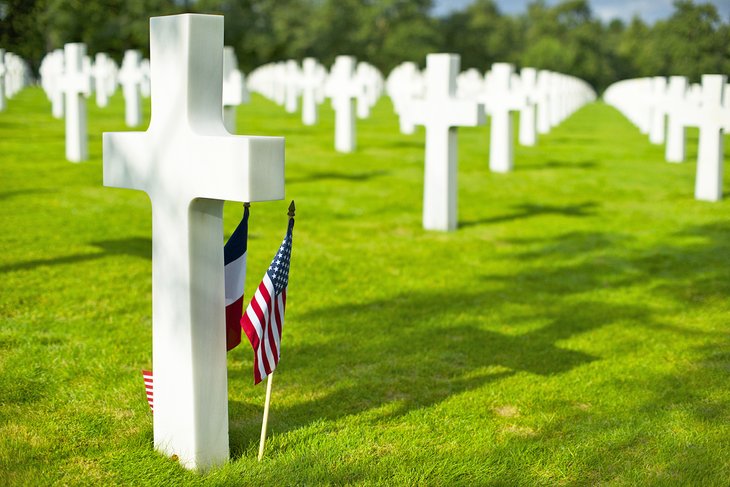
<box><xmin>1</xmin><ymin>86</ymin><xmax>728</xmax><ymax>485</ymax></box>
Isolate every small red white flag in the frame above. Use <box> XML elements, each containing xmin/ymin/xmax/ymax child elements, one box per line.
<box><xmin>142</xmin><ymin>370</ymin><xmax>153</xmax><ymax>412</ymax></box>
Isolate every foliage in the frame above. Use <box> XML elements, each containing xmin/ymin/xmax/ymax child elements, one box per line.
<box><xmin>1</xmin><ymin>0</ymin><xmax>728</xmax><ymax>91</ymax></box>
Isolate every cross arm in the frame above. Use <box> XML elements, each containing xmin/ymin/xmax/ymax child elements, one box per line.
<box><xmin>187</xmin><ymin>135</ymin><xmax>285</xmax><ymax>202</ymax></box>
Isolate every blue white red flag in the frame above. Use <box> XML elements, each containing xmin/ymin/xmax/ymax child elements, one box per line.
<box><xmin>241</xmin><ymin>216</ymin><xmax>294</xmax><ymax>384</ymax></box>
<box><xmin>224</xmin><ymin>205</ymin><xmax>250</xmax><ymax>351</ymax></box>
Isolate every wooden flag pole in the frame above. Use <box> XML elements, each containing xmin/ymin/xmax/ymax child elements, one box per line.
<box><xmin>257</xmin><ymin>372</ymin><xmax>274</xmax><ymax>461</ymax></box>
<box><xmin>257</xmin><ymin>201</ymin><xmax>295</xmax><ymax>462</ymax></box>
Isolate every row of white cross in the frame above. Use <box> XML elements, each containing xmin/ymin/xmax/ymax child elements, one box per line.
<box><xmin>0</xmin><ymin>49</ymin><xmax>32</xmax><ymax>112</ymax></box>
<box><xmin>248</xmin><ymin>56</ymin><xmax>384</xmax><ymax>152</ymax></box>
<box><xmin>36</xmin><ymin>42</ymin><xmax>251</xmax><ymax>162</ymax></box>
<box><xmin>251</xmin><ymin>53</ymin><xmax>595</xmax><ymax>231</ymax></box>
<box><xmin>7</xmin><ymin>13</ymin><xmax>716</xmax><ymax>473</ymax></box>
<box><xmin>605</xmin><ymin>75</ymin><xmax>730</xmax><ymax>201</ymax></box>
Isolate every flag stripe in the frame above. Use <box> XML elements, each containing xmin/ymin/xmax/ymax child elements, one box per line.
<box><xmin>224</xmin><ymin>208</ymin><xmax>249</xmax><ymax>351</ymax></box>
<box><xmin>141</xmin><ymin>370</ymin><xmax>154</xmax><ymax>412</ymax></box>
<box><xmin>224</xmin><ymin>252</ymin><xmax>246</xmax><ymax>305</ymax></box>
<box><xmin>240</xmin><ymin>218</ymin><xmax>294</xmax><ymax>384</ymax></box>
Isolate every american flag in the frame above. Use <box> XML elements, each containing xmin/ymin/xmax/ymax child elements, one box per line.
<box><xmin>241</xmin><ymin>216</ymin><xmax>294</xmax><ymax>384</ymax></box>
<box><xmin>142</xmin><ymin>370</ymin><xmax>153</xmax><ymax>412</ymax></box>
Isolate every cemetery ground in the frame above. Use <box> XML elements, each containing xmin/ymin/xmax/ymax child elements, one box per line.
<box><xmin>1</xmin><ymin>87</ymin><xmax>729</xmax><ymax>485</ymax></box>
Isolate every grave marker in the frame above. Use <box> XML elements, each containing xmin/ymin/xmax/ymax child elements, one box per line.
<box><xmin>103</xmin><ymin>14</ymin><xmax>285</xmax><ymax>469</ymax></box>
<box><xmin>694</xmin><ymin>75</ymin><xmax>729</xmax><ymax>202</ymax></box>
<box><xmin>284</xmin><ymin>60</ymin><xmax>300</xmax><ymax>114</ymax></box>
<box><xmin>119</xmin><ymin>50</ymin><xmax>143</xmax><ymax>127</ymax></box>
<box><xmin>222</xmin><ymin>46</ymin><xmax>247</xmax><ymax>133</ymax></box>
<box><xmin>409</xmin><ymin>53</ymin><xmax>484</xmax><ymax>231</ymax></box>
<box><xmin>93</xmin><ymin>53</ymin><xmax>114</xmax><ymax>108</ymax></box>
<box><xmin>665</xmin><ymin>76</ymin><xmax>690</xmax><ymax>163</ymax></box>
<box><xmin>300</xmin><ymin>57</ymin><xmax>322</xmax><ymax>126</ymax></box>
<box><xmin>518</xmin><ymin>68</ymin><xmax>538</xmax><ymax>146</ymax></box>
<box><xmin>0</xmin><ymin>49</ymin><xmax>5</xmax><ymax>111</ymax></box>
<box><xmin>485</xmin><ymin>63</ymin><xmax>522</xmax><ymax>173</ymax></box>
<box><xmin>649</xmin><ymin>76</ymin><xmax>667</xmax><ymax>145</ymax></box>
<box><xmin>329</xmin><ymin>55</ymin><xmax>358</xmax><ymax>153</ymax></box>
<box><xmin>62</xmin><ymin>43</ymin><xmax>91</xmax><ymax>162</ymax></box>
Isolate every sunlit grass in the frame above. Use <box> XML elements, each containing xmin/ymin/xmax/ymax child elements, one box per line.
<box><xmin>1</xmin><ymin>87</ymin><xmax>728</xmax><ymax>485</ymax></box>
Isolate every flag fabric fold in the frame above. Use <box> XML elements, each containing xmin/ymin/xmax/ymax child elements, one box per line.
<box><xmin>224</xmin><ymin>205</ymin><xmax>250</xmax><ymax>351</ymax></box>
<box><xmin>241</xmin><ymin>217</ymin><xmax>294</xmax><ymax>384</ymax></box>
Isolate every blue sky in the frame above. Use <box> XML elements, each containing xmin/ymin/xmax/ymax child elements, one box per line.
<box><xmin>432</xmin><ymin>0</ymin><xmax>730</xmax><ymax>23</ymax></box>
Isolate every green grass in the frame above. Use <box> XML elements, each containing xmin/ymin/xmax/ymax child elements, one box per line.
<box><xmin>1</xmin><ymin>87</ymin><xmax>729</xmax><ymax>485</ymax></box>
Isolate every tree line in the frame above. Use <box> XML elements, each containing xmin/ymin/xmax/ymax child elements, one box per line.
<box><xmin>1</xmin><ymin>0</ymin><xmax>728</xmax><ymax>91</ymax></box>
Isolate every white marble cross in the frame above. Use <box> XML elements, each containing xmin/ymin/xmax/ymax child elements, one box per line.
<box><xmin>222</xmin><ymin>46</ymin><xmax>247</xmax><ymax>133</ymax></box>
<box><xmin>409</xmin><ymin>53</ymin><xmax>484</xmax><ymax>231</ymax></box>
<box><xmin>649</xmin><ymin>76</ymin><xmax>668</xmax><ymax>145</ymax></box>
<box><xmin>118</xmin><ymin>50</ymin><xmax>144</xmax><ymax>127</ymax></box>
<box><xmin>486</xmin><ymin>63</ymin><xmax>523</xmax><ymax>173</ymax></box>
<box><xmin>536</xmin><ymin>70</ymin><xmax>552</xmax><ymax>135</ymax></box>
<box><xmin>329</xmin><ymin>55</ymin><xmax>358</xmax><ymax>153</ymax></box>
<box><xmin>62</xmin><ymin>43</ymin><xmax>91</xmax><ymax>162</ymax></box>
<box><xmin>0</xmin><ymin>49</ymin><xmax>6</xmax><ymax>112</ymax></box>
<box><xmin>694</xmin><ymin>75</ymin><xmax>729</xmax><ymax>202</ymax></box>
<box><xmin>284</xmin><ymin>60</ymin><xmax>300</xmax><ymax>114</ymax></box>
<box><xmin>300</xmin><ymin>57</ymin><xmax>322</xmax><ymax>126</ymax></box>
<box><xmin>92</xmin><ymin>53</ymin><xmax>114</xmax><ymax>108</ymax></box>
<box><xmin>665</xmin><ymin>76</ymin><xmax>690</xmax><ymax>163</ymax></box>
<box><xmin>518</xmin><ymin>68</ymin><xmax>538</xmax><ymax>146</ymax></box>
<box><xmin>140</xmin><ymin>59</ymin><xmax>152</xmax><ymax>98</ymax></box>
<box><xmin>49</xmin><ymin>50</ymin><xmax>66</xmax><ymax>119</ymax></box>
<box><xmin>387</xmin><ymin>61</ymin><xmax>423</xmax><ymax>135</ymax></box>
<box><xmin>103</xmin><ymin>14</ymin><xmax>285</xmax><ymax>470</ymax></box>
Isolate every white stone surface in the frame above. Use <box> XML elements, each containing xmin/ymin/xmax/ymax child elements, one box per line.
<box><xmin>665</xmin><ymin>76</ymin><xmax>690</xmax><ymax>163</ymax></box>
<box><xmin>222</xmin><ymin>46</ymin><xmax>248</xmax><ymax>133</ymax></box>
<box><xmin>355</xmin><ymin>62</ymin><xmax>382</xmax><ymax>119</ymax></box>
<box><xmin>62</xmin><ymin>43</ymin><xmax>91</xmax><ymax>162</ymax></box>
<box><xmin>649</xmin><ymin>76</ymin><xmax>668</xmax><ymax>145</ymax></box>
<box><xmin>518</xmin><ymin>68</ymin><xmax>538</xmax><ymax>146</ymax></box>
<box><xmin>694</xmin><ymin>75</ymin><xmax>728</xmax><ymax>202</ymax></box>
<box><xmin>0</xmin><ymin>49</ymin><xmax>6</xmax><ymax>112</ymax></box>
<box><xmin>536</xmin><ymin>70</ymin><xmax>552</xmax><ymax>135</ymax></box>
<box><xmin>41</xmin><ymin>49</ymin><xmax>66</xmax><ymax>119</ymax></box>
<box><xmin>300</xmin><ymin>57</ymin><xmax>323</xmax><ymax>126</ymax></box>
<box><xmin>140</xmin><ymin>59</ymin><xmax>151</xmax><ymax>98</ymax></box>
<box><xmin>92</xmin><ymin>52</ymin><xmax>116</xmax><ymax>108</ymax></box>
<box><xmin>103</xmin><ymin>14</ymin><xmax>285</xmax><ymax>470</ymax></box>
<box><xmin>329</xmin><ymin>55</ymin><xmax>358</xmax><ymax>153</ymax></box>
<box><xmin>386</xmin><ymin>61</ymin><xmax>424</xmax><ymax>135</ymax></box>
<box><xmin>485</xmin><ymin>63</ymin><xmax>522</xmax><ymax>173</ymax></box>
<box><xmin>284</xmin><ymin>60</ymin><xmax>300</xmax><ymax>114</ymax></box>
<box><xmin>409</xmin><ymin>53</ymin><xmax>484</xmax><ymax>231</ymax></box>
<box><xmin>118</xmin><ymin>50</ymin><xmax>144</xmax><ymax>127</ymax></box>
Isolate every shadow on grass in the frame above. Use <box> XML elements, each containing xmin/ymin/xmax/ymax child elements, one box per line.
<box><xmin>518</xmin><ymin>160</ymin><xmax>599</xmax><ymax>171</ymax></box>
<box><xmin>288</xmin><ymin>170</ymin><xmax>390</xmax><ymax>184</ymax></box>
<box><xmin>229</xmin><ymin>290</ymin><xmax>644</xmax><ymax>455</ymax></box>
<box><xmin>460</xmin><ymin>201</ymin><xmax>598</xmax><ymax>228</ymax></box>
<box><xmin>0</xmin><ymin>188</ymin><xmax>54</xmax><ymax>201</ymax></box>
<box><xmin>0</xmin><ymin>237</ymin><xmax>151</xmax><ymax>273</ymax></box>
<box><xmin>230</xmin><ymin>221</ymin><xmax>730</xmax><ymax>462</ymax></box>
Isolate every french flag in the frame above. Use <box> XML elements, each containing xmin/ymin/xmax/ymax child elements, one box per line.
<box><xmin>224</xmin><ymin>205</ymin><xmax>250</xmax><ymax>351</ymax></box>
